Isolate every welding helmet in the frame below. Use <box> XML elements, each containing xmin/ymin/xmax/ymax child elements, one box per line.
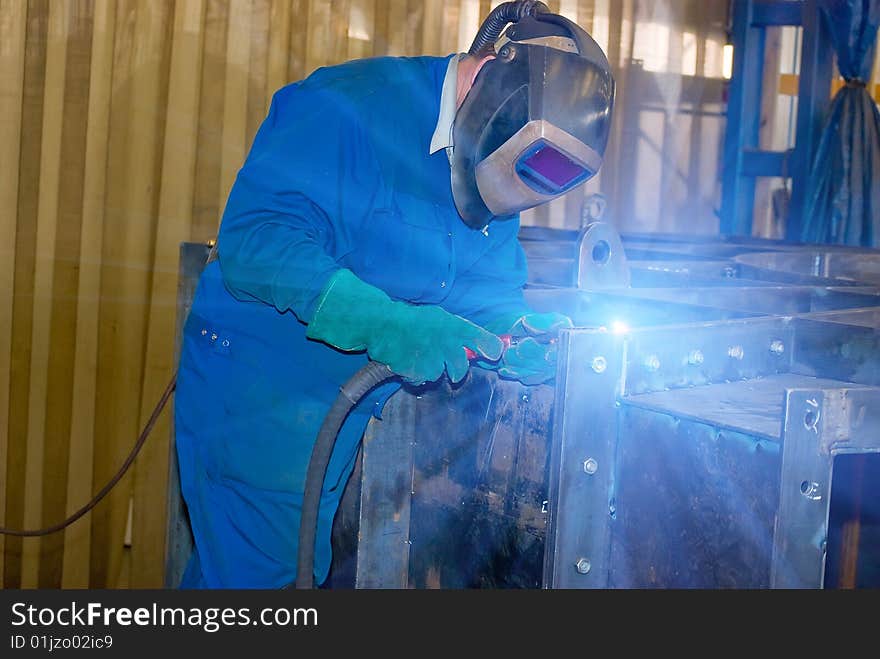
<box><xmin>451</xmin><ymin>1</ymin><xmax>615</xmax><ymax>229</ymax></box>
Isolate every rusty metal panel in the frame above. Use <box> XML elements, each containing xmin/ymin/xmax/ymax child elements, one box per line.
<box><xmin>610</xmin><ymin>406</ymin><xmax>780</xmax><ymax>588</ymax></box>
<box><xmin>792</xmin><ymin>318</ymin><xmax>880</xmax><ymax>385</ymax></box>
<box><xmin>405</xmin><ymin>372</ymin><xmax>553</xmax><ymax>589</ymax></box>
<box><xmin>354</xmin><ymin>392</ymin><xmax>417</xmax><ymax>589</ymax></box>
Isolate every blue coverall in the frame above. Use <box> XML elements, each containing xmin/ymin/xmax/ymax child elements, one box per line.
<box><xmin>175</xmin><ymin>54</ymin><xmax>531</xmax><ymax>588</ymax></box>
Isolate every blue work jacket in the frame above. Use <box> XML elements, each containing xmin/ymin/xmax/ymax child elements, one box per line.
<box><xmin>175</xmin><ymin>54</ymin><xmax>530</xmax><ymax>588</ymax></box>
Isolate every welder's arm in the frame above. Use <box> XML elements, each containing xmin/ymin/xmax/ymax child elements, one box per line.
<box><xmin>306</xmin><ymin>268</ymin><xmax>503</xmax><ymax>384</ymax></box>
<box><xmin>444</xmin><ymin>219</ymin><xmax>572</xmax><ymax>385</ymax></box>
<box><xmin>216</xmin><ymin>86</ymin><xmax>377</xmax><ymax>322</ymax></box>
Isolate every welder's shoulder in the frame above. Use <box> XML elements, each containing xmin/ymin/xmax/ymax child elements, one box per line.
<box><xmin>270</xmin><ymin>56</ymin><xmax>443</xmax><ymax>127</ymax></box>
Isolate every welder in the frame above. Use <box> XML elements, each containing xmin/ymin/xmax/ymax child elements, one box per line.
<box><xmin>174</xmin><ymin>1</ymin><xmax>615</xmax><ymax>588</ymax></box>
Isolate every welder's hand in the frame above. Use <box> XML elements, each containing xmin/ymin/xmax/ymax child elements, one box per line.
<box><xmin>306</xmin><ymin>269</ymin><xmax>504</xmax><ymax>385</ymax></box>
<box><xmin>485</xmin><ymin>311</ymin><xmax>572</xmax><ymax>385</ymax></box>
<box><xmin>487</xmin><ymin>311</ymin><xmax>573</xmax><ymax>338</ymax></box>
<box><xmin>496</xmin><ymin>337</ymin><xmax>559</xmax><ymax>385</ymax></box>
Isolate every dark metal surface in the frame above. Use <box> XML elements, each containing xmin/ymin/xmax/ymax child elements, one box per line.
<box><xmin>624</xmin><ymin>374</ymin><xmax>865</xmax><ymax>441</ymax></box>
<box><xmin>792</xmin><ymin>318</ymin><xmax>880</xmax><ymax>385</ymax></box>
<box><xmin>610</xmin><ymin>406</ymin><xmax>780</xmax><ymax>588</ymax></box>
<box><xmin>353</xmin><ymin>393</ymin><xmax>416</xmax><ymax>588</ymax></box>
<box><xmin>354</xmin><ymin>370</ymin><xmax>554</xmax><ymax>589</ymax></box>
<box><xmin>737</xmin><ymin>251</ymin><xmax>880</xmax><ymax>286</ymax></box>
<box><xmin>407</xmin><ymin>373</ymin><xmax>553</xmax><ymax>588</ymax></box>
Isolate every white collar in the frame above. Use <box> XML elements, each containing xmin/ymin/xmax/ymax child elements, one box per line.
<box><xmin>429</xmin><ymin>54</ymin><xmax>464</xmax><ymax>155</ymax></box>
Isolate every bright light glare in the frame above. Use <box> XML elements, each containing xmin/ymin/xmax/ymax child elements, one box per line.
<box><xmin>611</xmin><ymin>320</ymin><xmax>630</xmax><ymax>334</ymax></box>
<box><xmin>722</xmin><ymin>44</ymin><xmax>734</xmax><ymax>80</ymax></box>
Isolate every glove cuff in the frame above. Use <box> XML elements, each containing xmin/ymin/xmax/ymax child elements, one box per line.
<box><xmin>306</xmin><ymin>269</ymin><xmax>391</xmax><ymax>351</ymax></box>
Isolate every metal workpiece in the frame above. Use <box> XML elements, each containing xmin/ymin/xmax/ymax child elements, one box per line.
<box><xmin>618</xmin><ymin>318</ymin><xmax>795</xmax><ymax>395</ymax></box>
<box><xmin>607</xmin><ymin>286</ymin><xmax>880</xmax><ymax>316</ymax></box>
<box><xmin>792</xmin><ymin>317</ymin><xmax>880</xmax><ymax>386</ymax></box>
<box><xmin>167</xmin><ymin>236</ymin><xmax>880</xmax><ymax>590</ymax></box>
<box><xmin>772</xmin><ymin>389</ymin><xmax>837</xmax><ymax>588</ymax></box>
<box><xmin>576</xmin><ymin>221</ymin><xmax>631</xmax><ymax>290</ymax></box>
<box><xmin>352</xmin><ymin>370</ymin><xmax>555</xmax><ymax>589</ymax></box>
<box><xmin>524</xmin><ymin>288</ymin><xmax>754</xmax><ymax>329</ymax></box>
<box><xmin>353</xmin><ymin>392</ymin><xmax>417</xmax><ymax>588</ymax></box>
<box><xmin>544</xmin><ymin>318</ymin><xmax>880</xmax><ymax>589</ymax></box>
<box><xmin>544</xmin><ymin>329</ymin><xmax>624</xmax><ymax>588</ymax></box>
<box><xmin>609</xmin><ymin>406</ymin><xmax>780</xmax><ymax>587</ymax></box>
<box><xmin>736</xmin><ymin>250</ymin><xmax>880</xmax><ymax>287</ymax></box>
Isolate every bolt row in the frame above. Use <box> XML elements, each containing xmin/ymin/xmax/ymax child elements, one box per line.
<box><xmin>589</xmin><ymin>339</ymin><xmax>786</xmax><ymax>374</ymax></box>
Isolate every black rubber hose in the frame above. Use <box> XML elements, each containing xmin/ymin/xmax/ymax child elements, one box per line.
<box><xmin>468</xmin><ymin>0</ymin><xmax>549</xmax><ymax>55</ymax></box>
<box><xmin>296</xmin><ymin>360</ymin><xmax>397</xmax><ymax>589</ymax></box>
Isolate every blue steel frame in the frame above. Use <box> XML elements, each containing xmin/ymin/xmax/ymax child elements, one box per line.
<box><xmin>720</xmin><ymin>0</ymin><xmax>834</xmax><ymax>238</ymax></box>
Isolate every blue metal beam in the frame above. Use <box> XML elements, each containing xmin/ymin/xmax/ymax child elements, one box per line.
<box><xmin>741</xmin><ymin>149</ymin><xmax>793</xmax><ymax>177</ymax></box>
<box><xmin>787</xmin><ymin>0</ymin><xmax>835</xmax><ymax>241</ymax></box>
<box><xmin>720</xmin><ymin>0</ymin><xmax>767</xmax><ymax>234</ymax></box>
<box><xmin>752</xmin><ymin>0</ymin><xmax>804</xmax><ymax>26</ymax></box>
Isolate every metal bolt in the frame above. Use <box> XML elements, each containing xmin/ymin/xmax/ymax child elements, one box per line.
<box><xmin>521</xmin><ymin>394</ymin><xmax>529</xmax><ymax>403</ymax></box>
<box><xmin>583</xmin><ymin>458</ymin><xmax>598</xmax><ymax>475</ymax></box>
<box><xmin>201</xmin><ymin>329</ymin><xmax>207</xmax><ymax>336</ymax></box>
<box><xmin>575</xmin><ymin>558</ymin><xmax>592</xmax><ymax>574</ymax></box>
<box><xmin>644</xmin><ymin>355</ymin><xmax>660</xmax><ymax>371</ymax></box>
<box><xmin>591</xmin><ymin>356</ymin><xmax>607</xmax><ymax>373</ymax></box>
<box><xmin>210</xmin><ymin>333</ymin><xmax>218</xmax><ymax>341</ymax></box>
<box><xmin>800</xmin><ymin>480</ymin><xmax>822</xmax><ymax>501</ymax></box>
<box><xmin>727</xmin><ymin>345</ymin><xmax>744</xmax><ymax>360</ymax></box>
<box><xmin>687</xmin><ymin>349</ymin><xmax>704</xmax><ymax>366</ymax></box>
<box><xmin>769</xmin><ymin>340</ymin><xmax>785</xmax><ymax>355</ymax></box>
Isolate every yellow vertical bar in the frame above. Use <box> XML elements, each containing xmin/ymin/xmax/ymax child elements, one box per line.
<box><xmin>421</xmin><ymin>0</ymin><xmax>442</xmax><ymax>56</ymax></box>
<box><xmin>347</xmin><ymin>0</ymin><xmax>374</xmax><ymax>61</ymax></box>
<box><xmin>331</xmin><ymin>0</ymin><xmax>351</xmax><ymax>64</ymax></box>
<box><xmin>131</xmin><ymin>0</ymin><xmax>206</xmax><ymax>589</ymax></box>
<box><xmin>61</xmin><ymin>0</ymin><xmax>115</xmax><ymax>589</ymax></box>
<box><xmin>246</xmin><ymin>0</ymin><xmax>270</xmax><ymax>148</ymax></box>
<box><xmin>92</xmin><ymin>0</ymin><xmax>170</xmax><ymax>588</ymax></box>
<box><xmin>190</xmin><ymin>0</ymin><xmax>228</xmax><ymax>243</ymax></box>
<box><xmin>0</xmin><ymin>0</ymin><xmax>28</xmax><ymax>588</ymax></box>
<box><xmin>21</xmin><ymin>0</ymin><xmax>69</xmax><ymax>589</ymax></box>
<box><xmin>440</xmin><ymin>0</ymin><xmax>461</xmax><ymax>56</ymax></box>
<box><xmin>558</xmin><ymin>0</ymin><xmax>577</xmax><ymax>21</ymax></box>
<box><xmin>91</xmin><ymin>0</ymin><xmax>134</xmax><ymax>588</ymax></box>
<box><xmin>114</xmin><ymin>0</ymin><xmax>171</xmax><ymax>589</ymax></box>
<box><xmin>218</xmin><ymin>0</ymin><xmax>253</xmax><ymax>217</ymax></box>
<box><xmin>457</xmin><ymin>0</ymin><xmax>479</xmax><ymax>54</ymax></box>
<box><xmin>267</xmin><ymin>0</ymin><xmax>292</xmax><ymax>110</ymax></box>
<box><xmin>306</xmin><ymin>0</ymin><xmax>331</xmax><ymax>75</ymax></box>
<box><xmin>386</xmin><ymin>0</ymin><xmax>407</xmax><ymax>55</ymax></box>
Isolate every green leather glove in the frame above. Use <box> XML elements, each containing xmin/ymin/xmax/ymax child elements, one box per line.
<box><xmin>306</xmin><ymin>269</ymin><xmax>504</xmax><ymax>385</ymax></box>
<box><xmin>485</xmin><ymin>311</ymin><xmax>573</xmax><ymax>385</ymax></box>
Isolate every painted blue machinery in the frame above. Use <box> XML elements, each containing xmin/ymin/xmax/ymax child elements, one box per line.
<box><xmin>720</xmin><ymin>0</ymin><xmax>834</xmax><ymax>238</ymax></box>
